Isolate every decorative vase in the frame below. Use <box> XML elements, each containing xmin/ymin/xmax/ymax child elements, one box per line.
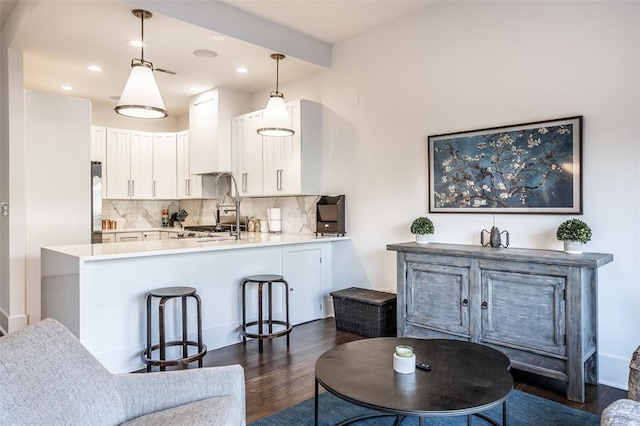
<box><xmin>563</xmin><ymin>240</ymin><xmax>585</xmax><ymax>254</ymax></box>
<box><xmin>415</xmin><ymin>234</ymin><xmax>430</xmax><ymax>244</ymax></box>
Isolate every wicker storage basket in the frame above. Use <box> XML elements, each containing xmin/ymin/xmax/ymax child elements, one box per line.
<box><xmin>330</xmin><ymin>287</ymin><xmax>397</xmax><ymax>337</ymax></box>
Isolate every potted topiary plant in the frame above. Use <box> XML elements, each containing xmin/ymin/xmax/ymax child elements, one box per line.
<box><xmin>556</xmin><ymin>218</ymin><xmax>592</xmax><ymax>254</ymax></box>
<box><xmin>410</xmin><ymin>217</ymin><xmax>435</xmax><ymax>244</ymax></box>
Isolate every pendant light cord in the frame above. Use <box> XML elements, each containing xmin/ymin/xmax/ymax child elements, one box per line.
<box><xmin>275</xmin><ymin>55</ymin><xmax>279</xmax><ymax>94</ymax></box>
<box><xmin>140</xmin><ymin>12</ymin><xmax>145</xmax><ymax>63</ymax></box>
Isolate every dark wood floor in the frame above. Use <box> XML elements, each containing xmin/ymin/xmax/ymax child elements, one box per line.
<box><xmin>201</xmin><ymin>318</ymin><xmax>626</xmax><ymax>423</ymax></box>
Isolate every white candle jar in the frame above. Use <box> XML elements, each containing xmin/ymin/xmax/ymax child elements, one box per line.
<box><xmin>393</xmin><ymin>345</ymin><xmax>416</xmax><ymax>374</ymax></box>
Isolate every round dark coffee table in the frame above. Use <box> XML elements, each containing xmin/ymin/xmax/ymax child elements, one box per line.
<box><xmin>314</xmin><ymin>338</ymin><xmax>513</xmax><ymax>426</ymax></box>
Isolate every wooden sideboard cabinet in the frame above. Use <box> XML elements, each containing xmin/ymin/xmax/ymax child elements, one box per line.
<box><xmin>387</xmin><ymin>242</ymin><xmax>613</xmax><ymax>403</ymax></box>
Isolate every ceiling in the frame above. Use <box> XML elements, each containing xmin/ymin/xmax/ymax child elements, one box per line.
<box><xmin>6</xmin><ymin>0</ymin><xmax>436</xmax><ymax>117</ymax></box>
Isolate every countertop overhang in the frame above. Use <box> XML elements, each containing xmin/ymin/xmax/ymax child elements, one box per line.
<box><xmin>44</xmin><ymin>233</ymin><xmax>350</xmax><ymax>261</ymax></box>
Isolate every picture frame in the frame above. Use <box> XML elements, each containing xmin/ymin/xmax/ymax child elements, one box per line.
<box><xmin>428</xmin><ymin>116</ymin><xmax>583</xmax><ymax>214</ymax></box>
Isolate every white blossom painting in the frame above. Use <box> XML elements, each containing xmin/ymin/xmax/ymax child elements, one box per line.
<box><xmin>428</xmin><ymin>116</ymin><xmax>582</xmax><ymax>214</ymax></box>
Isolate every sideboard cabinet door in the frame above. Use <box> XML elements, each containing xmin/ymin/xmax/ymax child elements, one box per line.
<box><xmin>480</xmin><ymin>269</ymin><xmax>566</xmax><ymax>356</ymax></box>
<box><xmin>406</xmin><ymin>261</ymin><xmax>471</xmax><ymax>338</ymax></box>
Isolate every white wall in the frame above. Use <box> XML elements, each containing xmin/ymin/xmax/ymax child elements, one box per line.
<box><xmin>0</xmin><ymin>0</ymin><xmax>39</xmax><ymax>334</ymax></box>
<box><xmin>24</xmin><ymin>90</ymin><xmax>92</xmax><ymax>323</ymax></box>
<box><xmin>252</xmin><ymin>1</ymin><xmax>640</xmax><ymax>390</ymax></box>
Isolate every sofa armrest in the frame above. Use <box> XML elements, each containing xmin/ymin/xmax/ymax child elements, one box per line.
<box><xmin>112</xmin><ymin>364</ymin><xmax>245</xmax><ymax>422</ymax></box>
<box><xmin>630</xmin><ymin>346</ymin><xmax>640</xmax><ymax>401</ymax></box>
<box><xmin>601</xmin><ymin>399</ymin><xmax>640</xmax><ymax>426</ymax></box>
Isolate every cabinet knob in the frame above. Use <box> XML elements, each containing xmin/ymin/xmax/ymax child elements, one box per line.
<box><xmin>289</xmin><ymin>288</ymin><xmax>293</xmax><ymax>291</ymax></box>
<box><xmin>462</xmin><ymin>299</ymin><xmax>468</xmax><ymax>307</ymax></box>
<box><xmin>481</xmin><ymin>301</ymin><xmax>488</xmax><ymax>309</ymax></box>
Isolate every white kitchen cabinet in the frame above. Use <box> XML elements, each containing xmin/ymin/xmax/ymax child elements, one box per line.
<box><xmin>105</xmin><ymin>128</ymin><xmax>130</xmax><ymax>199</ymax></box>
<box><xmin>105</xmin><ymin>129</ymin><xmax>153</xmax><ymax>199</ymax></box>
<box><xmin>231</xmin><ymin>99</ymin><xmax>322</xmax><ymax>197</ymax></box>
<box><xmin>101</xmin><ymin>233</ymin><xmax>115</xmax><ymax>243</ymax></box>
<box><xmin>115</xmin><ymin>232</ymin><xmax>143</xmax><ymax>242</ymax></box>
<box><xmin>152</xmin><ymin>133</ymin><xmax>177</xmax><ymax>199</ymax></box>
<box><xmin>142</xmin><ymin>231</ymin><xmax>160</xmax><ymax>241</ymax></box>
<box><xmin>262</xmin><ymin>101</ymin><xmax>304</xmax><ymax>195</ymax></box>
<box><xmin>176</xmin><ymin>131</ymin><xmax>202</xmax><ymax>199</ymax></box>
<box><xmin>130</xmin><ymin>131</ymin><xmax>154</xmax><ymax>199</ymax></box>
<box><xmin>282</xmin><ymin>242</ymin><xmax>332</xmax><ymax>325</ymax></box>
<box><xmin>189</xmin><ymin>88</ymin><xmax>250</xmax><ymax>175</ymax></box>
<box><xmin>91</xmin><ymin>126</ymin><xmax>108</xmax><ymax>199</ymax></box>
<box><xmin>232</xmin><ymin>111</ymin><xmax>263</xmax><ymax>197</ymax></box>
<box><xmin>91</xmin><ymin>126</ymin><xmax>107</xmax><ymax>163</ymax></box>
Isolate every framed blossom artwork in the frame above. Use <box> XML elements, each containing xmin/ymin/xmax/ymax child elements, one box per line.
<box><xmin>428</xmin><ymin>116</ymin><xmax>583</xmax><ymax>214</ymax></box>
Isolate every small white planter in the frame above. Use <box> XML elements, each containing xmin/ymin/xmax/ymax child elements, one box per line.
<box><xmin>563</xmin><ymin>240</ymin><xmax>585</xmax><ymax>254</ymax></box>
<box><xmin>415</xmin><ymin>234</ymin><xmax>430</xmax><ymax>244</ymax></box>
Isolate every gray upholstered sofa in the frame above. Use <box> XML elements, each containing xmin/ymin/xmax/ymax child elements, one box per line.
<box><xmin>0</xmin><ymin>318</ymin><xmax>246</xmax><ymax>425</ymax></box>
<box><xmin>601</xmin><ymin>346</ymin><xmax>640</xmax><ymax>425</ymax></box>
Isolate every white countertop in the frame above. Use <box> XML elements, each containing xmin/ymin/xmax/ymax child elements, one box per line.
<box><xmin>43</xmin><ymin>232</ymin><xmax>350</xmax><ymax>261</ymax></box>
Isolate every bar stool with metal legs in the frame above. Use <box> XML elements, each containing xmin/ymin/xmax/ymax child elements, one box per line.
<box><xmin>240</xmin><ymin>274</ymin><xmax>292</xmax><ymax>353</ymax></box>
<box><xmin>142</xmin><ymin>286</ymin><xmax>207</xmax><ymax>371</ymax></box>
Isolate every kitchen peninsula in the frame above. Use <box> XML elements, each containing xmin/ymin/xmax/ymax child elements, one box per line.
<box><xmin>42</xmin><ymin>233</ymin><xmax>350</xmax><ymax>373</ymax></box>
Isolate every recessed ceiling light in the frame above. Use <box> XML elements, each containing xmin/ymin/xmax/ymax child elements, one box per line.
<box><xmin>128</xmin><ymin>39</ymin><xmax>147</xmax><ymax>48</ymax></box>
<box><xmin>211</xmin><ymin>35</ymin><xmax>226</xmax><ymax>42</ymax></box>
<box><xmin>110</xmin><ymin>95</ymin><xmax>121</xmax><ymax>101</ymax></box>
<box><xmin>193</xmin><ymin>49</ymin><xmax>218</xmax><ymax>59</ymax></box>
<box><xmin>236</xmin><ymin>66</ymin><xmax>249</xmax><ymax>73</ymax></box>
<box><xmin>87</xmin><ymin>65</ymin><xmax>102</xmax><ymax>72</ymax></box>
<box><xmin>61</xmin><ymin>85</ymin><xmax>73</xmax><ymax>91</ymax></box>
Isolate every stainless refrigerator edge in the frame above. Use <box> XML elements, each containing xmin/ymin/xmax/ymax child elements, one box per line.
<box><xmin>91</xmin><ymin>161</ymin><xmax>102</xmax><ymax>243</ymax></box>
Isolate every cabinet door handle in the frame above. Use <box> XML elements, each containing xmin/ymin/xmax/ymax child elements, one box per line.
<box><xmin>462</xmin><ymin>299</ymin><xmax>469</xmax><ymax>307</ymax></box>
<box><xmin>277</xmin><ymin>169</ymin><xmax>283</xmax><ymax>190</ymax></box>
<box><xmin>131</xmin><ymin>180</ymin><xmax>135</xmax><ymax>197</ymax></box>
<box><xmin>120</xmin><ymin>236</ymin><xmax>138</xmax><ymax>240</ymax></box>
<box><xmin>187</xmin><ymin>179</ymin><xmax>191</xmax><ymax>196</ymax></box>
<box><xmin>127</xmin><ymin>180</ymin><xmax>131</xmax><ymax>197</ymax></box>
<box><xmin>242</xmin><ymin>173</ymin><xmax>248</xmax><ymax>193</ymax></box>
<box><xmin>153</xmin><ymin>181</ymin><xmax>156</xmax><ymax>197</ymax></box>
<box><xmin>481</xmin><ymin>301</ymin><xmax>488</xmax><ymax>309</ymax></box>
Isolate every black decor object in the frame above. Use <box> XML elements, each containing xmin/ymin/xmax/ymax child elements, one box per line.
<box><xmin>316</xmin><ymin>195</ymin><xmax>345</xmax><ymax>236</ymax></box>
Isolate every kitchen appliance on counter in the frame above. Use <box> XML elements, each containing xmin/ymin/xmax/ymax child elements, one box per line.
<box><xmin>91</xmin><ymin>161</ymin><xmax>102</xmax><ymax>243</ymax></box>
<box><xmin>316</xmin><ymin>195</ymin><xmax>346</xmax><ymax>236</ymax></box>
<box><xmin>170</xmin><ymin>209</ymin><xmax>188</xmax><ymax>227</ymax></box>
<box><xmin>267</xmin><ymin>208</ymin><xmax>281</xmax><ymax>233</ymax></box>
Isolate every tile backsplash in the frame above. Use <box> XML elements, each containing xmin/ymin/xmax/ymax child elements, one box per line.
<box><xmin>103</xmin><ymin>200</ymin><xmax>180</xmax><ymax>230</ymax></box>
<box><xmin>103</xmin><ymin>196</ymin><xmax>320</xmax><ymax>234</ymax></box>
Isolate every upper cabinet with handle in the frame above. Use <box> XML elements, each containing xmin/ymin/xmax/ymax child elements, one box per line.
<box><xmin>152</xmin><ymin>133</ymin><xmax>177</xmax><ymax>199</ymax></box>
<box><xmin>189</xmin><ymin>88</ymin><xmax>250</xmax><ymax>175</ymax></box>
<box><xmin>232</xmin><ymin>99</ymin><xmax>322</xmax><ymax>197</ymax></box>
<box><xmin>176</xmin><ymin>131</ymin><xmax>202</xmax><ymax>199</ymax></box>
<box><xmin>232</xmin><ymin>111</ymin><xmax>264</xmax><ymax>197</ymax></box>
<box><xmin>106</xmin><ymin>129</ymin><xmax>153</xmax><ymax>199</ymax></box>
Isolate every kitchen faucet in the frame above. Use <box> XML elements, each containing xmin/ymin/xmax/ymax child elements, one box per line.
<box><xmin>211</xmin><ymin>171</ymin><xmax>242</xmax><ymax>240</ymax></box>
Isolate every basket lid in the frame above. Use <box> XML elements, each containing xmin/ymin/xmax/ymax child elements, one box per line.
<box><xmin>330</xmin><ymin>287</ymin><xmax>396</xmax><ymax>305</ymax></box>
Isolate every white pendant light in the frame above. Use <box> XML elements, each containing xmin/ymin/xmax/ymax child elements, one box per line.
<box><xmin>257</xmin><ymin>54</ymin><xmax>294</xmax><ymax>137</ymax></box>
<box><xmin>115</xmin><ymin>9</ymin><xmax>168</xmax><ymax>119</ymax></box>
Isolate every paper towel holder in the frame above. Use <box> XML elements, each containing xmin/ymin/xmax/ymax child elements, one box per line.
<box><xmin>315</xmin><ymin>195</ymin><xmax>346</xmax><ymax>236</ymax></box>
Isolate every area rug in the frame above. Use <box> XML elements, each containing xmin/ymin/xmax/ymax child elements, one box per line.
<box><xmin>250</xmin><ymin>390</ymin><xmax>600</xmax><ymax>425</ymax></box>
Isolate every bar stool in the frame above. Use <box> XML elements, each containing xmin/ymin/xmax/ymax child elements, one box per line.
<box><xmin>240</xmin><ymin>274</ymin><xmax>292</xmax><ymax>353</ymax></box>
<box><xmin>142</xmin><ymin>286</ymin><xmax>207</xmax><ymax>371</ymax></box>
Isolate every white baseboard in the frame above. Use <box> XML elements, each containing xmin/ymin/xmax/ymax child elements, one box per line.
<box><xmin>599</xmin><ymin>352</ymin><xmax>630</xmax><ymax>391</ymax></box>
<box><xmin>0</xmin><ymin>310</ymin><xmax>28</xmax><ymax>334</ymax></box>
